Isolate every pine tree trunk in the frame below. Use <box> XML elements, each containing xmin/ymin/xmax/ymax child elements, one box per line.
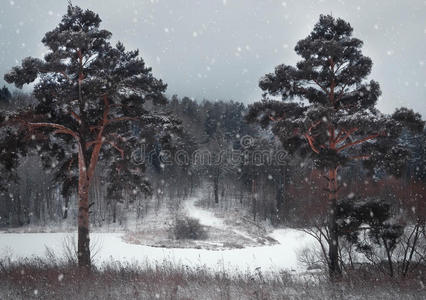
<box><xmin>328</xmin><ymin>168</ymin><xmax>341</xmax><ymax>278</ymax></box>
<box><xmin>112</xmin><ymin>201</ymin><xmax>117</xmax><ymax>223</ymax></box>
<box><xmin>383</xmin><ymin>237</ymin><xmax>394</xmax><ymax>277</ymax></box>
<box><xmin>276</xmin><ymin>168</ymin><xmax>285</xmax><ymax>212</ymax></box>
<box><xmin>63</xmin><ymin>196</ymin><xmax>69</xmax><ymax>219</ymax></box>
<box><xmin>78</xmin><ymin>181</ymin><xmax>91</xmax><ymax>268</ymax></box>
<box><xmin>252</xmin><ymin>179</ymin><xmax>257</xmax><ymax>221</ymax></box>
<box><xmin>214</xmin><ymin>176</ymin><xmax>219</xmax><ymax>204</ymax></box>
<box><xmin>77</xmin><ymin>150</ymin><xmax>91</xmax><ymax>268</ymax></box>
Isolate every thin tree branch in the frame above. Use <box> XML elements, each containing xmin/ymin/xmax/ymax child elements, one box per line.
<box><xmin>70</xmin><ymin>111</ymin><xmax>81</xmax><ymax>123</ymax></box>
<box><xmin>348</xmin><ymin>155</ymin><xmax>370</xmax><ymax>160</ymax></box>
<box><xmin>108</xmin><ymin>116</ymin><xmax>138</xmax><ymax>124</ymax></box>
<box><xmin>107</xmin><ymin>141</ymin><xmax>124</xmax><ymax>159</ymax></box>
<box><xmin>335</xmin><ymin>83</ymin><xmax>348</xmax><ymax>103</ymax></box>
<box><xmin>312</xmin><ymin>78</ymin><xmax>329</xmax><ymax>95</ymax></box>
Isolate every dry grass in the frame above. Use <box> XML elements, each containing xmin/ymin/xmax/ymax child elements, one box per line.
<box><xmin>0</xmin><ymin>256</ymin><xmax>425</xmax><ymax>300</ymax></box>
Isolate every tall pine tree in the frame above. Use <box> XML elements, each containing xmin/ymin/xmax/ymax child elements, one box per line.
<box><xmin>4</xmin><ymin>5</ymin><xmax>179</xmax><ymax>267</ymax></box>
<box><xmin>246</xmin><ymin>15</ymin><xmax>424</xmax><ymax>278</ymax></box>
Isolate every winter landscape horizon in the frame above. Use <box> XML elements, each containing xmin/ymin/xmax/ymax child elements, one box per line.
<box><xmin>0</xmin><ymin>1</ymin><xmax>425</xmax><ymax>299</ymax></box>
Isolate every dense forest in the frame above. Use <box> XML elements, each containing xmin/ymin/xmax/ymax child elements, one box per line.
<box><xmin>2</xmin><ymin>91</ymin><xmax>425</xmax><ymax>230</ymax></box>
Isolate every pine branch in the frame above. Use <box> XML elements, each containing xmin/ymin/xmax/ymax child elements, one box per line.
<box><xmin>305</xmin><ymin>133</ymin><xmax>320</xmax><ymax>154</ymax></box>
<box><xmin>28</xmin><ymin>122</ymin><xmax>79</xmax><ymax>140</ymax></box>
<box><xmin>335</xmin><ymin>128</ymin><xmax>358</xmax><ymax>144</ymax></box>
<box><xmin>337</xmin><ymin>133</ymin><xmax>382</xmax><ymax>152</ymax></box>
<box><xmin>304</xmin><ymin>121</ymin><xmax>322</xmax><ymax>154</ymax></box>
<box><xmin>334</xmin><ymin>129</ymin><xmax>345</xmax><ymax>142</ymax></box>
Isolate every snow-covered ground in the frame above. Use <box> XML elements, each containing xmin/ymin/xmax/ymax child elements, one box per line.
<box><xmin>184</xmin><ymin>197</ymin><xmax>271</xmax><ymax>244</ymax></box>
<box><xmin>0</xmin><ymin>197</ymin><xmax>318</xmax><ymax>274</ymax></box>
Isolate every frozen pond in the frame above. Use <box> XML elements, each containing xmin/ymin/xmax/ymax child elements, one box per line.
<box><xmin>0</xmin><ymin>229</ymin><xmax>316</xmax><ymax>273</ymax></box>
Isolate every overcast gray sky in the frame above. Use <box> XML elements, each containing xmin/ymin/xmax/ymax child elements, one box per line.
<box><xmin>0</xmin><ymin>0</ymin><xmax>425</xmax><ymax>116</ymax></box>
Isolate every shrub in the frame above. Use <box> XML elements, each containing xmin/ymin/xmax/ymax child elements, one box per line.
<box><xmin>171</xmin><ymin>216</ymin><xmax>207</xmax><ymax>240</ymax></box>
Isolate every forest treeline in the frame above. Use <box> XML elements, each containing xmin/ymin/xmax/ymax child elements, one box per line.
<box><xmin>1</xmin><ymin>90</ymin><xmax>424</xmax><ymax>229</ymax></box>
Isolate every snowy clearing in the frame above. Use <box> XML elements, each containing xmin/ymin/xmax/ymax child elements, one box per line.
<box><xmin>123</xmin><ymin>196</ymin><xmax>278</xmax><ymax>250</ymax></box>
